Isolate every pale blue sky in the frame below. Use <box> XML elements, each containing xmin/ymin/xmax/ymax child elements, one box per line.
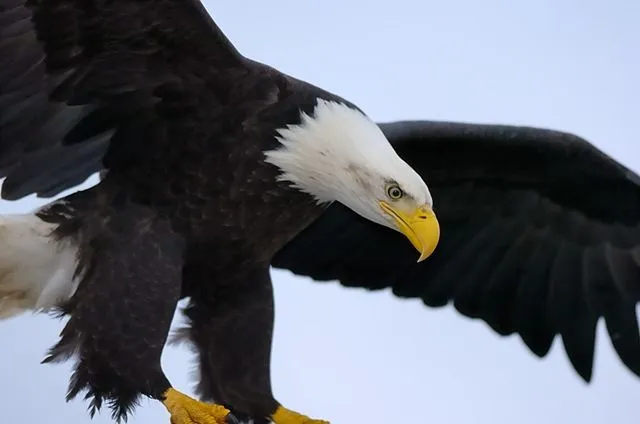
<box><xmin>1</xmin><ymin>1</ymin><xmax>638</xmax><ymax>423</ymax></box>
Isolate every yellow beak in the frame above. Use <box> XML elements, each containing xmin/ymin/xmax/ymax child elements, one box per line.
<box><xmin>379</xmin><ymin>201</ymin><xmax>440</xmax><ymax>262</ymax></box>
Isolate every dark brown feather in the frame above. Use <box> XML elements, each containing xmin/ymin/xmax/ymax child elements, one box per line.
<box><xmin>40</xmin><ymin>191</ymin><xmax>185</xmax><ymax>421</ymax></box>
<box><xmin>178</xmin><ymin>263</ymin><xmax>278</xmax><ymax>421</ymax></box>
<box><xmin>0</xmin><ymin>0</ymin><xmax>248</xmax><ymax>199</ymax></box>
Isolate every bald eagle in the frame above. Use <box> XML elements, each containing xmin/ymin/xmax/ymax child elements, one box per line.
<box><xmin>0</xmin><ymin>1</ymin><xmax>638</xmax><ymax>423</ymax></box>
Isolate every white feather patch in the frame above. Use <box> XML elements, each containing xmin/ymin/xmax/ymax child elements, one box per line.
<box><xmin>264</xmin><ymin>99</ymin><xmax>393</xmax><ymax>202</ymax></box>
<box><xmin>263</xmin><ymin>98</ymin><xmax>431</xmax><ymax>227</ymax></box>
<box><xmin>0</xmin><ymin>213</ymin><xmax>80</xmax><ymax>319</ymax></box>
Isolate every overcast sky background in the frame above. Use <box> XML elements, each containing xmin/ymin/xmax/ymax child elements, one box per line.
<box><xmin>1</xmin><ymin>1</ymin><xmax>639</xmax><ymax>423</ymax></box>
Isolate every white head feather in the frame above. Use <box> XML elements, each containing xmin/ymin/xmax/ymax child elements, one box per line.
<box><xmin>264</xmin><ymin>99</ymin><xmax>433</xmax><ymax>229</ymax></box>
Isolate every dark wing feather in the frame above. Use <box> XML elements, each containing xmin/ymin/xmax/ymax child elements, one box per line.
<box><xmin>272</xmin><ymin>120</ymin><xmax>640</xmax><ymax>382</ymax></box>
<box><xmin>0</xmin><ymin>0</ymin><xmax>247</xmax><ymax>199</ymax></box>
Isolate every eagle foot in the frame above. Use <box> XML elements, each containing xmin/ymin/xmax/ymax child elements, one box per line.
<box><xmin>162</xmin><ymin>388</ymin><xmax>232</xmax><ymax>424</ymax></box>
<box><xmin>271</xmin><ymin>406</ymin><xmax>329</xmax><ymax>424</ymax></box>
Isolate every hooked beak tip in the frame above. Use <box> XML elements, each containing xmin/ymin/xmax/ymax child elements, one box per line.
<box><xmin>379</xmin><ymin>202</ymin><xmax>440</xmax><ymax>262</ymax></box>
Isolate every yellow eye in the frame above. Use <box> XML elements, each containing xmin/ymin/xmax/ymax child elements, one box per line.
<box><xmin>387</xmin><ymin>184</ymin><xmax>404</xmax><ymax>200</ymax></box>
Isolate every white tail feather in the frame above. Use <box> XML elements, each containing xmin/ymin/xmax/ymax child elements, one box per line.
<box><xmin>0</xmin><ymin>213</ymin><xmax>80</xmax><ymax>319</ymax></box>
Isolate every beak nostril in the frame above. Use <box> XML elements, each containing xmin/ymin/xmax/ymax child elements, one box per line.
<box><xmin>418</xmin><ymin>215</ymin><xmax>428</xmax><ymax>220</ymax></box>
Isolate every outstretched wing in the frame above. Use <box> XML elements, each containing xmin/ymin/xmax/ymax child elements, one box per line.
<box><xmin>272</xmin><ymin>120</ymin><xmax>640</xmax><ymax>382</ymax></box>
<box><xmin>0</xmin><ymin>0</ymin><xmax>247</xmax><ymax>199</ymax></box>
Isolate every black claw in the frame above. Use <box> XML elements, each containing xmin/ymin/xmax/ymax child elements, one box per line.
<box><xmin>225</xmin><ymin>412</ymin><xmax>240</xmax><ymax>424</ymax></box>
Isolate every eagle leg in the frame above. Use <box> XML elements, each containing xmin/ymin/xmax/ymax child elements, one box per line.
<box><xmin>162</xmin><ymin>388</ymin><xmax>232</xmax><ymax>424</ymax></box>
<box><xmin>40</xmin><ymin>201</ymin><xmax>188</xmax><ymax>421</ymax></box>
<box><xmin>178</xmin><ymin>264</ymin><xmax>330</xmax><ymax>424</ymax></box>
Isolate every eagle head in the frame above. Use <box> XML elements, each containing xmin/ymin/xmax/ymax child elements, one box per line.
<box><xmin>264</xmin><ymin>98</ymin><xmax>440</xmax><ymax>262</ymax></box>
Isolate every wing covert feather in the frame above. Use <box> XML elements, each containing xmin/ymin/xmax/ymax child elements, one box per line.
<box><xmin>0</xmin><ymin>0</ymin><xmax>247</xmax><ymax>199</ymax></box>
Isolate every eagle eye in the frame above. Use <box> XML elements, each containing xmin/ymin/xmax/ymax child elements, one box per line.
<box><xmin>387</xmin><ymin>184</ymin><xmax>404</xmax><ymax>200</ymax></box>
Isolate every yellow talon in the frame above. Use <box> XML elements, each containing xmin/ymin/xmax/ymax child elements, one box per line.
<box><xmin>271</xmin><ymin>406</ymin><xmax>329</xmax><ymax>424</ymax></box>
<box><xmin>162</xmin><ymin>388</ymin><xmax>231</xmax><ymax>424</ymax></box>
